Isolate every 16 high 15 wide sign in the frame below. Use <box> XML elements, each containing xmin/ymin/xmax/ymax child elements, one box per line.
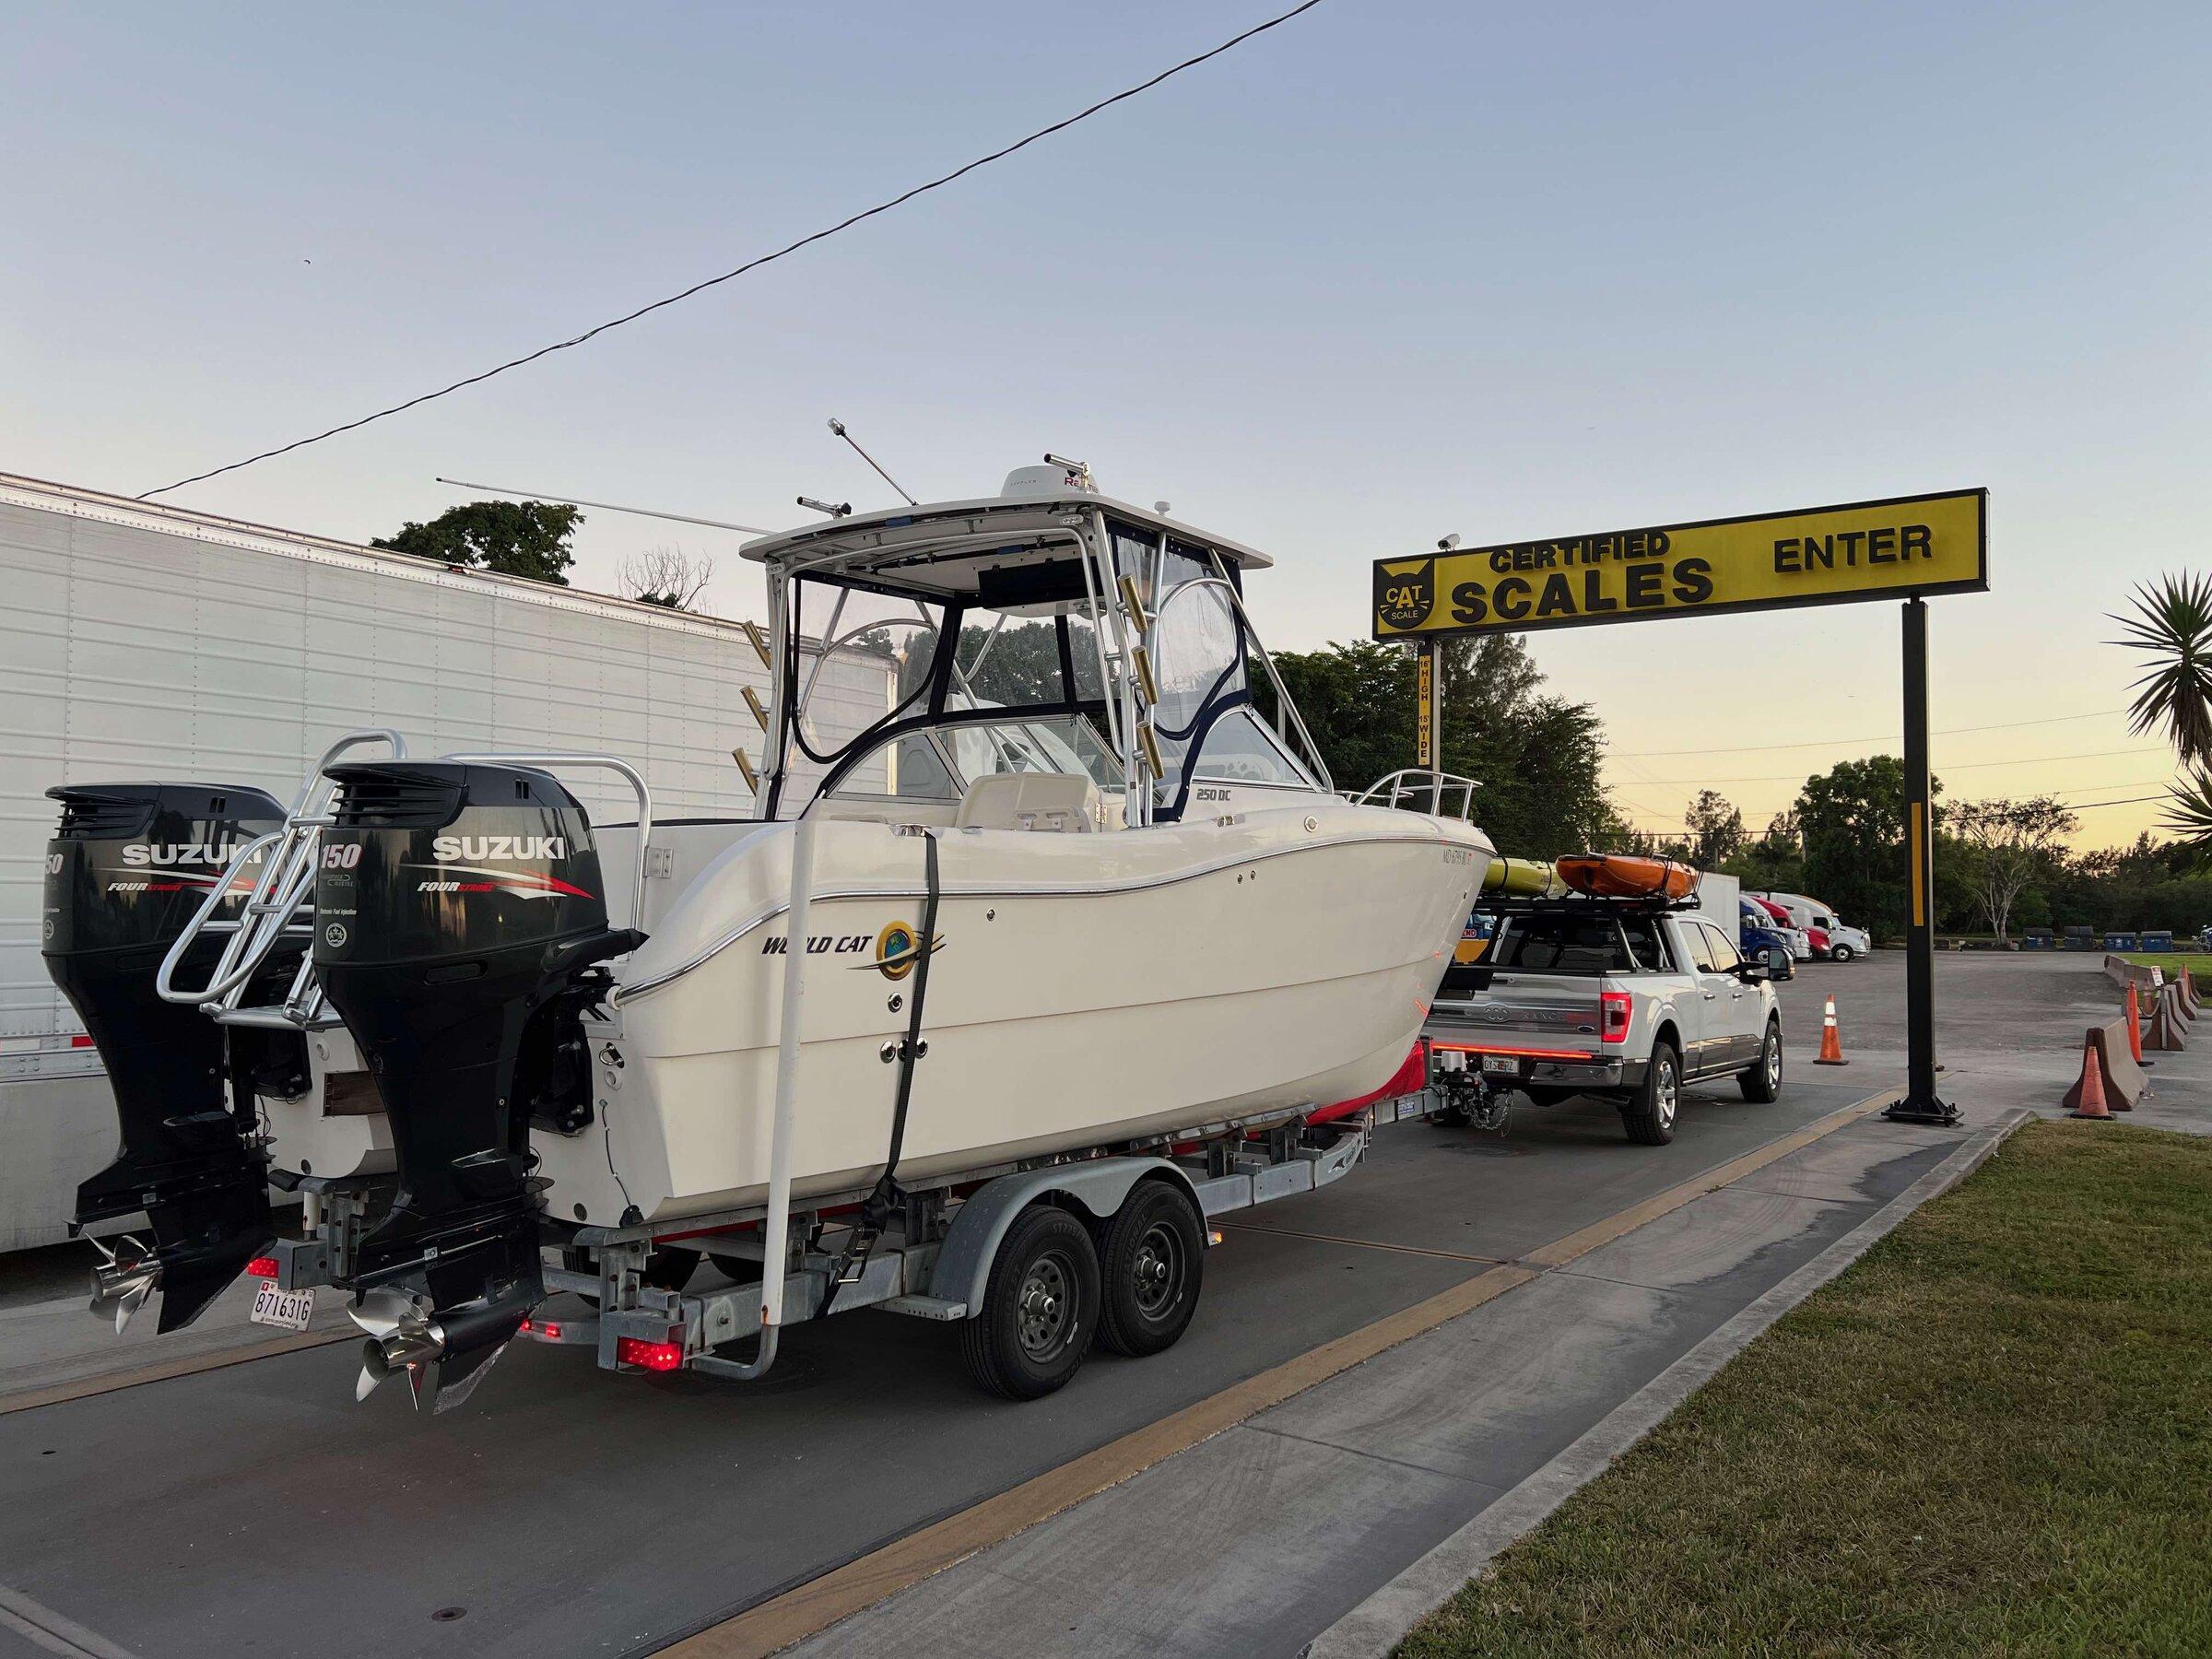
<box><xmin>1372</xmin><ymin>488</ymin><xmax>1986</xmax><ymax>639</ymax></box>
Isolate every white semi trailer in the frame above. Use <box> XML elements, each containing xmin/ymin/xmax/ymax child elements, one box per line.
<box><xmin>0</xmin><ymin>469</ymin><xmax>888</xmax><ymax>1252</ymax></box>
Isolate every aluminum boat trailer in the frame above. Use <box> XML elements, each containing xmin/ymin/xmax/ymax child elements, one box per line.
<box><xmin>264</xmin><ymin>1105</ymin><xmax>1385</xmax><ymax>1399</ymax></box>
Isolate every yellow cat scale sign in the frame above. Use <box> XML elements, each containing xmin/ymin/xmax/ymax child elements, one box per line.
<box><xmin>1373</xmin><ymin>488</ymin><xmax>1986</xmax><ymax>639</ymax></box>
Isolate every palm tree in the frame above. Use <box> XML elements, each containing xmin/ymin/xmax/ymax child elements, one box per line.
<box><xmin>2110</xmin><ymin>574</ymin><xmax>2212</xmax><ymax>841</ymax></box>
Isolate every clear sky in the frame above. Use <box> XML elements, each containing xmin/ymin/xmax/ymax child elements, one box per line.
<box><xmin>5</xmin><ymin>2</ymin><xmax>2206</xmax><ymax>847</ymax></box>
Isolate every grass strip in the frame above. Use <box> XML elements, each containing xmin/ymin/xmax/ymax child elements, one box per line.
<box><xmin>1400</xmin><ymin>1121</ymin><xmax>2212</xmax><ymax>1655</ymax></box>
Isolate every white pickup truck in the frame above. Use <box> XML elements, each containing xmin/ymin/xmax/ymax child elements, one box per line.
<box><xmin>1424</xmin><ymin>896</ymin><xmax>1786</xmax><ymax>1144</ymax></box>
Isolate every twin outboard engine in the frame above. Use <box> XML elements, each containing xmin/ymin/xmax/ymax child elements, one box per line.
<box><xmin>42</xmin><ymin>782</ymin><xmax>288</xmax><ymax>1332</ymax></box>
<box><xmin>314</xmin><ymin>760</ymin><xmax>640</xmax><ymax>1409</ymax></box>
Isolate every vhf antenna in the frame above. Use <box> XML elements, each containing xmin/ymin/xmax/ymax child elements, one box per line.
<box><xmin>828</xmin><ymin>418</ymin><xmax>918</xmax><ymax>506</ymax></box>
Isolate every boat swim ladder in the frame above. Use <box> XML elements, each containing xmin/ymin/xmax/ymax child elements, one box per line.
<box><xmin>155</xmin><ymin>728</ymin><xmax>409</xmax><ymax>1030</ymax></box>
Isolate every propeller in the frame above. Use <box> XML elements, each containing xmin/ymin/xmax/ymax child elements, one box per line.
<box><xmin>349</xmin><ymin>1288</ymin><xmax>445</xmax><ymax>1407</ymax></box>
<box><xmin>88</xmin><ymin>1235</ymin><xmax>161</xmax><ymax>1335</ymax></box>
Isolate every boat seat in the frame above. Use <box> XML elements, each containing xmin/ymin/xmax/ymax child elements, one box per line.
<box><xmin>954</xmin><ymin>771</ymin><xmax>1098</xmax><ymax>832</ymax></box>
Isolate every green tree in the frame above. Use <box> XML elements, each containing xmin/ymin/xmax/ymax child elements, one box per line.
<box><xmin>1722</xmin><ymin>810</ymin><xmax>1805</xmax><ymax>893</ymax></box>
<box><xmin>1948</xmin><ymin>795</ymin><xmax>2077</xmax><ymax>941</ymax></box>
<box><xmin>1683</xmin><ymin>790</ymin><xmax>1747</xmax><ymax>870</ymax></box>
<box><xmin>1795</xmin><ymin>755</ymin><xmax>1936</xmax><ymax>938</ymax></box>
<box><xmin>1259</xmin><ymin>635</ymin><xmax>1622</xmax><ymax>858</ymax></box>
<box><xmin>2111</xmin><ymin>574</ymin><xmax>2212</xmax><ymax>842</ymax></box>
<box><xmin>373</xmin><ymin>499</ymin><xmax>581</xmax><ymax>585</ymax></box>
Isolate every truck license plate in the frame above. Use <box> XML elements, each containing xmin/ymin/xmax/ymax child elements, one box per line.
<box><xmin>1480</xmin><ymin>1054</ymin><xmax>1521</xmax><ymax>1076</ymax></box>
<box><xmin>250</xmin><ymin>1282</ymin><xmax>314</xmax><ymax>1332</ymax></box>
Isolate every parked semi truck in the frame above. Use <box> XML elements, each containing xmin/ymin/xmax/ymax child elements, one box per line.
<box><xmin>0</xmin><ymin>469</ymin><xmax>889</xmax><ymax>1251</ymax></box>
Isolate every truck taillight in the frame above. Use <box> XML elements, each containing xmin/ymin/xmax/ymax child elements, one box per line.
<box><xmin>1600</xmin><ymin>991</ymin><xmax>1632</xmax><ymax>1045</ymax></box>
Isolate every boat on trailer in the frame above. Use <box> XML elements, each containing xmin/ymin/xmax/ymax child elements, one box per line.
<box><xmin>45</xmin><ymin>460</ymin><xmax>1491</xmax><ymax>1407</ymax></box>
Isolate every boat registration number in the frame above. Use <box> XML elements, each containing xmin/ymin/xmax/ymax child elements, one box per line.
<box><xmin>1479</xmin><ymin>1054</ymin><xmax>1521</xmax><ymax>1076</ymax></box>
<box><xmin>250</xmin><ymin>1282</ymin><xmax>314</xmax><ymax>1331</ymax></box>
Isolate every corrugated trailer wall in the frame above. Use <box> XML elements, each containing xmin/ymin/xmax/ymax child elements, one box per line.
<box><xmin>0</xmin><ymin>472</ymin><xmax>887</xmax><ymax>1250</ymax></box>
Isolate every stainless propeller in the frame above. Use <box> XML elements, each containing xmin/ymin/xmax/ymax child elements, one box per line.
<box><xmin>349</xmin><ymin>1288</ymin><xmax>445</xmax><ymax>1407</ymax></box>
<box><xmin>88</xmin><ymin>1235</ymin><xmax>161</xmax><ymax>1335</ymax></box>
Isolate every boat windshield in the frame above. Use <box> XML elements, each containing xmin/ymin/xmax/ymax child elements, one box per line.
<box><xmin>750</xmin><ymin>498</ymin><xmax>1331</xmax><ymax>824</ymax></box>
<box><xmin>1108</xmin><ymin>519</ymin><xmax>1320</xmax><ymax>818</ymax></box>
<box><xmin>781</xmin><ymin>571</ymin><xmax>1120</xmax><ymax>814</ymax></box>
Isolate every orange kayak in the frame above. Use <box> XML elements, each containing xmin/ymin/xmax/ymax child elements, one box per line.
<box><xmin>1556</xmin><ymin>853</ymin><xmax>1699</xmax><ymax>901</ymax></box>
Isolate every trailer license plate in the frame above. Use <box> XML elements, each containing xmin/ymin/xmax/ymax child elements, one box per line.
<box><xmin>1480</xmin><ymin>1054</ymin><xmax>1521</xmax><ymax>1076</ymax></box>
<box><xmin>250</xmin><ymin>1283</ymin><xmax>314</xmax><ymax>1331</ymax></box>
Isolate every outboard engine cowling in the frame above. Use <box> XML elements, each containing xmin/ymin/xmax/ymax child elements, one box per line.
<box><xmin>42</xmin><ymin>782</ymin><xmax>288</xmax><ymax>1332</ymax></box>
<box><xmin>314</xmin><ymin>760</ymin><xmax>641</xmax><ymax>1409</ymax></box>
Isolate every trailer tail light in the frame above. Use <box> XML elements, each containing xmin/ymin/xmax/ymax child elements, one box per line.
<box><xmin>617</xmin><ymin>1335</ymin><xmax>684</xmax><ymax>1372</ymax></box>
<box><xmin>1600</xmin><ymin>991</ymin><xmax>1633</xmax><ymax>1045</ymax></box>
<box><xmin>520</xmin><ymin>1318</ymin><xmax>563</xmax><ymax>1340</ymax></box>
<box><xmin>245</xmin><ymin>1255</ymin><xmax>279</xmax><ymax>1279</ymax></box>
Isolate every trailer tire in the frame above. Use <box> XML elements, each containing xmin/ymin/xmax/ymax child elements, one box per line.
<box><xmin>1094</xmin><ymin>1181</ymin><xmax>1204</xmax><ymax>1359</ymax></box>
<box><xmin>960</xmin><ymin>1206</ymin><xmax>1100</xmax><ymax>1400</ymax></box>
<box><xmin>645</xmin><ymin>1246</ymin><xmax>700</xmax><ymax>1291</ymax></box>
<box><xmin>1622</xmin><ymin>1041</ymin><xmax>1680</xmax><ymax>1146</ymax></box>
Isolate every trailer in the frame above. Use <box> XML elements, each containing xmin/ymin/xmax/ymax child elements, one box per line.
<box><xmin>0</xmin><ymin>469</ymin><xmax>888</xmax><ymax>1251</ymax></box>
<box><xmin>264</xmin><ymin>1104</ymin><xmax>1381</xmax><ymax>1405</ymax></box>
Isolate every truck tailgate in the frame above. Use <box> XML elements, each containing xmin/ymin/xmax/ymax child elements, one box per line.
<box><xmin>1427</xmin><ymin>971</ymin><xmax>1606</xmax><ymax>1054</ymax></box>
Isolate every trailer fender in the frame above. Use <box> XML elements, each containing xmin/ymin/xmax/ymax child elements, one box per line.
<box><xmin>930</xmin><ymin>1158</ymin><xmax>1202</xmax><ymax>1317</ymax></box>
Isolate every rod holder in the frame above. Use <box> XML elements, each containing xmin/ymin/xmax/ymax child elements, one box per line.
<box><xmin>1118</xmin><ymin>575</ymin><xmax>1151</xmax><ymax>634</ymax></box>
<box><xmin>1130</xmin><ymin>644</ymin><xmax>1159</xmax><ymax>707</ymax></box>
<box><xmin>742</xmin><ymin>619</ymin><xmax>772</xmax><ymax>670</ymax></box>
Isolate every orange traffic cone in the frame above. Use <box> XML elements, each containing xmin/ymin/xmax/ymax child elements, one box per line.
<box><xmin>1814</xmin><ymin>996</ymin><xmax>1848</xmax><ymax>1065</ymax></box>
<box><xmin>2126</xmin><ymin>982</ymin><xmax>2153</xmax><ymax>1067</ymax></box>
<box><xmin>2066</xmin><ymin>1030</ymin><xmax>2113</xmax><ymax>1119</ymax></box>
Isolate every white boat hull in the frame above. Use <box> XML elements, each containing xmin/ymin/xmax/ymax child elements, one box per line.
<box><xmin>532</xmin><ymin>799</ymin><xmax>1489</xmax><ymax>1224</ymax></box>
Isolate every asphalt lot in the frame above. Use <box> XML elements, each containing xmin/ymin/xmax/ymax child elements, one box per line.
<box><xmin>0</xmin><ymin>951</ymin><xmax>2182</xmax><ymax>1659</ymax></box>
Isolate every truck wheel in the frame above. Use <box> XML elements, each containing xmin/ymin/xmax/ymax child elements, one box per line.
<box><xmin>1622</xmin><ymin>1042</ymin><xmax>1680</xmax><ymax>1146</ymax></box>
<box><xmin>1739</xmin><ymin>1020</ymin><xmax>1783</xmax><ymax>1103</ymax></box>
<box><xmin>1094</xmin><ymin>1181</ymin><xmax>1205</xmax><ymax>1358</ymax></box>
<box><xmin>960</xmin><ymin>1206</ymin><xmax>1100</xmax><ymax>1400</ymax></box>
<box><xmin>1830</xmin><ymin>943</ymin><xmax>1855</xmax><ymax>962</ymax></box>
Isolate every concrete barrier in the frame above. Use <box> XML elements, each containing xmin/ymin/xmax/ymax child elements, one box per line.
<box><xmin>2103</xmin><ymin>953</ymin><xmax>2158</xmax><ymax>989</ymax></box>
<box><xmin>2065</xmin><ymin>1019</ymin><xmax>2147</xmax><ymax>1112</ymax></box>
<box><xmin>2148</xmin><ymin>986</ymin><xmax>2191</xmax><ymax>1052</ymax></box>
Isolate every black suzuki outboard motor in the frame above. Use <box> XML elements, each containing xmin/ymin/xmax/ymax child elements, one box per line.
<box><xmin>42</xmin><ymin>782</ymin><xmax>288</xmax><ymax>1332</ymax></box>
<box><xmin>314</xmin><ymin>760</ymin><xmax>640</xmax><ymax>1409</ymax></box>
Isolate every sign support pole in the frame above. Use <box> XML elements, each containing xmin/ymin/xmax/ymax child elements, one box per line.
<box><xmin>1416</xmin><ymin>639</ymin><xmax>1441</xmax><ymax>808</ymax></box>
<box><xmin>1885</xmin><ymin>596</ymin><xmax>1958</xmax><ymax>1124</ymax></box>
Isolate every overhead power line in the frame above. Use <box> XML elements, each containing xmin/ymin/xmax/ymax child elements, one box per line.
<box><xmin>1610</xmin><ymin>708</ymin><xmax>2126</xmax><ymax>759</ymax></box>
<box><xmin>1621</xmin><ymin>746</ymin><xmax>2171</xmax><ymax>786</ymax></box>
<box><xmin>137</xmin><ymin>1</ymin><xmax>1325</xmax><ymax>500</ymax></box>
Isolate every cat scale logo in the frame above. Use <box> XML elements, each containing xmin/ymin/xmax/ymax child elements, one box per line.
<box><xmin>1372</xmin><ymin>557</ymin><xmax>1435</xmax><ymax>632</ymax></box>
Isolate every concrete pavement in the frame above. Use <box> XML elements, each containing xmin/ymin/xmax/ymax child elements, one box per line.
<box><xmin>0</xmin><ymin>954</ymin><xmax>2196</xmax><ymax>1659</ymax></box>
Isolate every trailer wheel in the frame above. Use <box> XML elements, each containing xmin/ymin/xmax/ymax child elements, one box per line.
<box><xmin>960</xmin><ymin>1206</ymin><xmax>1100</xmax><ymax>1400</ymax></box>
<box><xmin>644</xmin><ymin>1246</ymin><xmax>700</xmax><ymax>1291</ymax></box>
<box><xmin>1622</xmin><ymin>1042</ymin><xmax>1680</xmax><ymax>1146</ymax></box>
<box><xmin>1094</xmin><ymin>1181</ymin><xmax>1205</xmax><ymax>1358</ymax></box>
